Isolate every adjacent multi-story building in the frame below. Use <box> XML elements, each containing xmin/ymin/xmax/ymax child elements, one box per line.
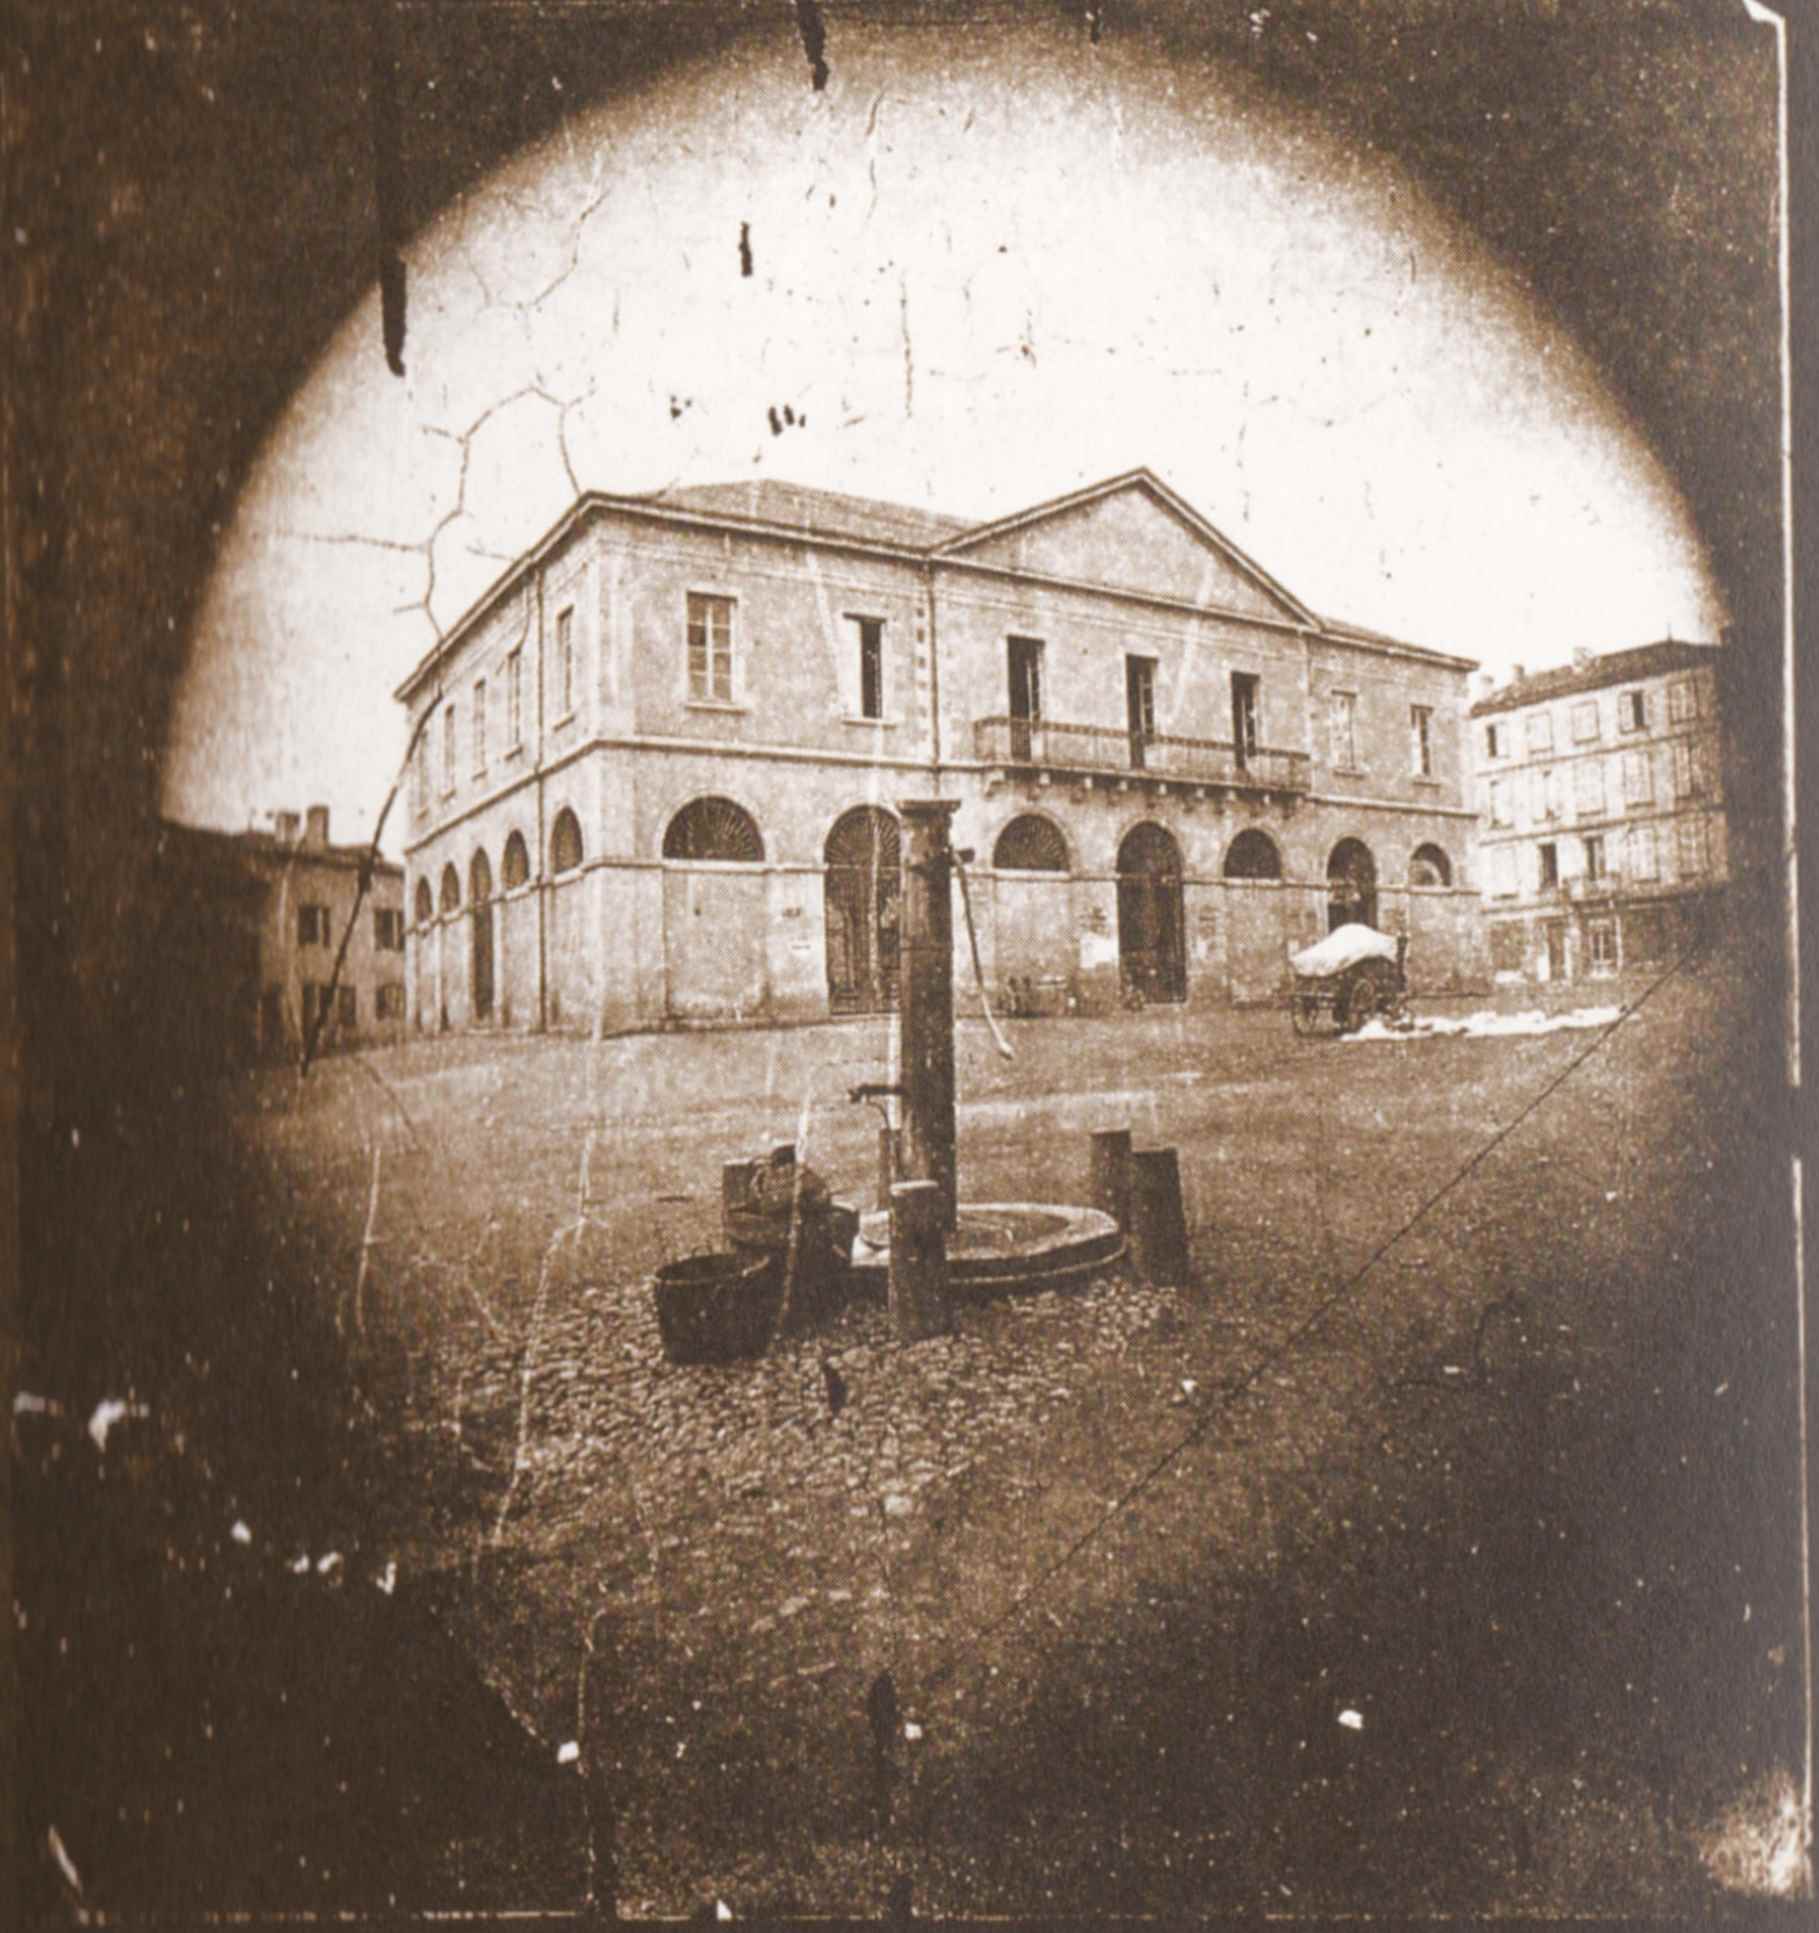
<box><xmin>395</xmin><ymin>469</ymin><xmax>1484</xmax><ymax>1034</ymax></box>
<box><xmin>151</xmin><ymin>806</ymin><xmax>407</xmax><ymax>1062</ymax></box>
<box><xmin>1471</xmin><ymin>640</ymin><xmax>1728</xmax><ymax>982</ymax></box>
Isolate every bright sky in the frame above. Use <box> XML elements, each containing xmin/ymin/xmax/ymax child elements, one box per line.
<box><xmin>163</xmin><ymin>15</ymin><xmax>1724</xmax><ymax>850</ymax></box>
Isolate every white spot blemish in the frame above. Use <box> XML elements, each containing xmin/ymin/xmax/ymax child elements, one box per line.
<box><xmin>230</xmin><ymin>1520</ymin><xmax>252</xmax><ymax>1546</ymax></box>
<box><xmin>1338</xmin><ymin>1708</ymin><xmax>1364</xmax><ymax>1731</ymax></box>
<box><xmin>88</xmin><ymin>1398</ymin><xmax>148</xmax><ymax>1452</ymax></box>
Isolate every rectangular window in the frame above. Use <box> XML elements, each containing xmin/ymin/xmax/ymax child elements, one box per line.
<box><xmin>1622</xmin><ymin>748</ymin><xmax>1653</xmax><ymax>805</ymax></box>
<box><xmin>1527</xmin><ymin>768</ymin><xmax>1552</xmax><ymax>823</ymax></box>
<box><xmin>376</xmin><ymin>983</ymin><xmax>404</xmax><ymax>1020</ymax></box>
<box><xmin>1677</xmin><ymin>817</ymin><xmax>1706</xmax><ymax>876</ymax></box>
<box><xmin>1491</xmin><ymin>846</ymin><xmax>1518</xmax><ymax>897</ymax></box>
<box><xmin>1526</xmin><ymin>710</ymin><xmax>1553</xmax><ymax>755</ymax></box>
<box><xmin>556</xmin><ymin>606</ymin><xmax>576</xmax><ymax>715</ymax></box>
<box><xmin>1571</xmin><ymin>698</ymin><xmax>1601</xmax><ymax>744</ymax></box>
<box><xmin>472</xmin><ymin>677</ymin><xmax>487</xmax><ymax>775</ymax></box>
<box><xmin>507</xmin><ymin>647</ymin><xmax>523</xmax><ymax>746</ymax></box>
<box><xmin>338</xmin><ymin>985</ymin><xmax>357</xmax><ymax>1028</ymax></box>
<box><xmin>1328</xmin><ymin>690</ymin><xmax>1358</xmax><ymax>770</ymax></box>
<box><xmin>442</xmin><ymin>703</ymin><xmax>457</xmax><ymax>794</ymax></box>
<box><xmin>1538</xmin><ymin>841</ymin><xmax>1559</xmax><ymax>889</ymax></box>
<box><xmin>1668</xmin><ymin>679</ymin><xmax>1695</xmax><ymax>723</ymax></box>
<box><xmin>1127</xmin><ymin>655</ymin><xmax>1158</xmax><ymax>769</ymax></box>
<box><xmin>1008</xmin><ymin>635</ymin><xmax>1045</xmax><ymax>761</ymax></box>
<box><xmin>1621</xmin><ymin>689</ymin><xmax>1648</xmax><ymax>733</ymax></box>
<box><xmin>1629</xmin><ymin>824</ymin><xmax>1658</xmax><ymax>880</ymax></box>
<box><xmin>1588</xmin><ymin>919</ymin><xmax>1619</xmax><ymax>974</ymax></box>
<box><xmin>1410</xmin><ymin>704</ymin><xmax>1434</xmax><ymax>777</ymax></box>
<box><xmin>1231</xmin><ymin>672</ymin><xmax>1261</xmax><ymax>766</ymax></box>
<box><xmin>686</xmin><ymin>593</ymin><xmax>734</xmax><ymax>703</ymax></box>
<box><xmin>298</xmin><ymin>903</ymin><xmax>329</xmax><ymax>947</ymax></box>
<box><xmin>1490</xmin><ymin>921</ymin><xmax>1526</xmax><ymax>971</ymax></box>
<box><xmin>1584</xmin><ymin>833</ymin><xmax>1607</xmax><ymax>882</ymax></box>
<box><xmin>1489</xmin><ymin>778</ymin><xmax>1512</xmax><ymax>827</ymax></box>
<box><xmin>1484</xmin><ymin>720</ymin><xmax>1505</xmax><ymax>760</ymax></box>
<box><xmin>412</xmin><ymin>730</ymin><xmax>428</xmax><ymax>816</ymax></box>
<box><xmin>1575</xmin><ymin>758</ymin><xmax>1606</xmax><ymax>817</ymax></box>
<box><xmin>851</xmin><ymin>616</ymin><xmax>885</xmax><ymax>719</ymax></box>
<box><xmin>1672</xmin><ymin>740</ymin><xmax>1703</xmax><ymax>798</ymax></box>
<box><xmin>374</xmin><ymin>908</ymin><xmax>404</xmax><ymax>951</ymax></box>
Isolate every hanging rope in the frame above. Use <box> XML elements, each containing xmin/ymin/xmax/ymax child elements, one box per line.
<box><xmin>950</xmin><ymin>847</ymin><xmax>1014</xmax><ymax>1062</ymax></box>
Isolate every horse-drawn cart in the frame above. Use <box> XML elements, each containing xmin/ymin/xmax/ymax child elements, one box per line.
<box><xmin>1288</xmin><ymin>924</ymin><xmax>1410</xmax><ymax>1035</ymax></box>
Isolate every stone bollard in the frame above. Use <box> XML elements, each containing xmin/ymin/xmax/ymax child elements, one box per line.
<box><xmin>1088</xmin><ymin>1128</ymin><xmax>1134</xmax><ymax>1231</ymax></box>
<box><xmin>1129</xmin><ymin>1148</ymin><xmax>1191</xmax><ymax>1285</ymax></box>
<box><xmin>889</xmin><ymin>1179</ymin><xmax>952</xmax><ymax>1342</ymax></box>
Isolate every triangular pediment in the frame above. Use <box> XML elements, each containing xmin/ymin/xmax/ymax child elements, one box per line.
<box><xmin>934</xmin><ymin>471</ymin><xmax>1313</xmax><ymax>624</ymax></box>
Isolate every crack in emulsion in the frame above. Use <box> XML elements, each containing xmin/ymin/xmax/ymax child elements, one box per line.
<box><xmin>795</xmin><ymin>0</ymin><xmax>830</xmax><ymax>91</ymax></box>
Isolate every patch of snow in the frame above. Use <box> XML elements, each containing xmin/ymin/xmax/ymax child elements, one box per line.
<box><xmin>88</xmin><ymin>1398</ymin><xmax>149</xmax><ymax>1452</ymax></box>
<box><xmin>1347</xmin><ymin>1006</ymin><xmax>1624</xmax><ymax>1044</ymax></box>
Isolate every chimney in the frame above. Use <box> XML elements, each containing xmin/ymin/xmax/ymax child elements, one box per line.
<box><xmin>305</xmin><ymin>803</ymin><xmax>330</xmax><ymax>848</ymax></box>
<box><xmin>274</xmin><ymin>809</ymin><xmax>300</xmax><ymax>844</ymax></box>
<box><xmin>1473</xmin><ymin>671</ymin><xmax>1498</xmax><ymax>699</ymax></box>
<box><xmin>1509</xmin><ymin>664</ymin><xmax>1526</xmax><ymax>684</ymax></box>
<box><xmin>1571</xmin><ymin>645</ymin><xmax>1595</xmax><ymax>670</ymax></box>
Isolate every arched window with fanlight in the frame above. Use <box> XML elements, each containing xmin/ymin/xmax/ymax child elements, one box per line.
<box><xmin>502</xmin><ymin>829</ymin><xmax>530</xmax><ymax>889</ymax></box>
<box><xmin>993</xmin><ymin>814</ymin><xmax>1069</xmax><ymax>873</ymax></box>
<box><xmin>1223</xmin><ymin>828</ymin><xmax>1283</xmax><ymax>880</ymax></box>
<box><xmin>550</xmin><ymin>808</ymin><xmax>583</xmax><ymax>875</ymax></box>
<box><xmin>663</xmin><ymin>797</ymin><xmax>764</xmax><ymax>863</ymax></box>
<box><xmin>439</xmin><ymin>864</ymin><xmax>461</xmax><ymax>914</ymax></box>
<box><xmin>414</xmin><ymin>877</ymin><xmax>433</xmax><ymax>925</ymax></box>
<box><xmin>1409</xmin><ymin>843</ymin><xmax>1452</xmax><ymax>888</ymax></box>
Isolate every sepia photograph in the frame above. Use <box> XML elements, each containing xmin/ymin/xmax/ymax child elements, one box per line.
<box><xmin>9</xmin><ymin>0</ymin><xmax>1810</xmax><ymax>1921</ymax></box>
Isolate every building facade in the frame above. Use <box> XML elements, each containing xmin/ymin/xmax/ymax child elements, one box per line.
<box><xmin>1471</xmin><ymin>641</ymin><xmax>1728</xmax><ymax>982</ymax></box>
<box><xmin>396</xmin><ymin>471</ymin><xmax>1483</xmax><ymax>1035</ymax></box>
<box><xmin>153</xmin><ymin>807</ymin><xmax>407</xmax><ymax>1062</ymax></box>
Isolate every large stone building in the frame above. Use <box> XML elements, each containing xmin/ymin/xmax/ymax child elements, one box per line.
<box><xmin>395</xmin><ymin>470</ymin><xmax>1483</xmax><ymax>1034</ymax></box>
<box><xmin>152</xmin><ymin>807</ymin><xmax>407</xmax><ymax>1063</ymax></box>
<box><xmin>1471</xmin><ymin>640</ymin><xmax>1729</xmax><ymax>982</ymax></box>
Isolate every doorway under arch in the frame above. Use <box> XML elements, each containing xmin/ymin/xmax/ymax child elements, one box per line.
<box><xmin>469</xmin><ymin>848</ymin><xmax>494</xmax><ymax>1020</ymax></box>
<box><xmin>1327</xmin><ymin>838</ymin><xmax>1379</xmax><ymax>931</ymax></box>
<box><xmin>1117</xmin><ymin>822</ymin><xmax>1186</xmax><ymax>1004</ymax></box>
<box><xmin>825</xmin><ymin>806</ymin><xmax>902</xmax><ymax>1014</ymax></box>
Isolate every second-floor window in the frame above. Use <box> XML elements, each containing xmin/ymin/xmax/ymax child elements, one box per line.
<box><xmin>556</xmin><ymin>607</ymin><xmax>576</xmax><ymax>716</ymax></box>
<box><xmin>374</xmin><ymin>907</ymin><xmax>404</xmax><ymax>951</ymax></box>
<box><xmin>852</xmin><ymin>616</ymin><xmax>884</xmax><ymax>719</ymax></box>
<box><xmin>1575</xmin><ymin>758</ymin><xmax>1606</xmax><ymax>817</ymax></box>
<box><xmin>1008</xmin><ymin>635</ymin><xmax>1044</xmax><ymax>759</ymax></box>
<box><xmin>1538</xmin><ymin>840</ymin><xmax>1559</xmax><ymax>888</ymax></box>
<box><xmin>1489</xmin><ymin>778</ymin><xmax>1512</xmax><ymax>826</ymax></box>
<box><xmin>472</xmin><ymin>677</ymin><xmax>487</xmax><ymax>775</ymax></box>
<box><xmin>1484</xmin><ymin>720</ymin><xmax>1506</xmax><ymax>760</ymax></box>
<box><xmin>1127</xmin><ymin>655</ymin><xmax>1157</xmax><ymax>768</ymax></box>
<box><xmin>1328</xmin><ymin>691</ymin><xmax>1358</xmax><ymax>771</ymax></box>
<box><xmin>1630</xmin><ymin>824</ymin><xmax>1658</xmax><ymax>879</ymax></box>
<box><xmin>1526</xmin><ymin>710</ymin><xmax>1552</xmax><ymax>755</ymax></box>
<box><xmin>1572</xmin><ymin>698</ymin><xmax>1601</xmax><ymax>744</ymax></box>
<box><xmin>1622</xmin><ymin>748</ymin><xmax>1653</xmax><ymax>805</ymax></box>
<box><xmin>507</xmin><ymin>647</ymin><xmax>523</xmax><ymax>746</ymax></box>
<box><xmin>1622</xmin><ymin>689</ymin><xmax>1648</xmax><ymax>733</ymax></box>
<box><xmin>1584</xmin><ymin>833</ymin><xmax>1607</xmax><ymax>881</ymax></box>
<box><xmin>687</xmin><ymin>593</ymin><xmax>734</xmax><ymax>703</ymax></box>
<box><xmin>298</xmin><ymin>903</ymin><xmax>330</xmax><ymax>946</ymax></box>
<box><xmin>1673</xmin><ymin>740</ymin><xmax>1705</xmax><ymax>798</ymax></box>
<box><xmin>1231</xmin><ymin>672</ymin><xmax>1260</xmax><ymax>765</ymax></box>
<box><xmin>1410</xmin><ymin>704</ymin><xmax>1434</xmax><ymax>777</ymax></box>
<box><xmin>1668</xmin><ymin>679</ymin><xmax>1696</xmax><ymax>723</ymax></box>
<box><xmin>442</xmin><ymin>703</ymin><xmax>457</xmax><ymax>794</ymax></box>
<box><xmin>412</xmin><ymin>730</ymin><xmax>428</xmax><ymax>816</ymax></box>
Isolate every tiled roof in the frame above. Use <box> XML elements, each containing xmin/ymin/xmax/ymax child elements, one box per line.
<box><xmin>1471</xmin><ymin>639</ymin><xmax>1722</xmax><ymax>716</ymax></box>
<box><xmin>649</xmin><ymin>480</ymin><xmax>975</xmax><ymax>551</ymax></box>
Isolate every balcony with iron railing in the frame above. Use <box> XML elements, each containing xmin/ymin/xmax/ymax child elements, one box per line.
<box><xmin>974</xmin><ymin>716</ymin><xmax>1311</xmax><ymax>797</ymax></box>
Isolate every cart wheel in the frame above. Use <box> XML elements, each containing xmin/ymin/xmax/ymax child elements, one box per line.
<box><xmin>1338</xmin><ymin>969</ymin><xmax>1386</xmax><ymax>1035</ymax></box>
